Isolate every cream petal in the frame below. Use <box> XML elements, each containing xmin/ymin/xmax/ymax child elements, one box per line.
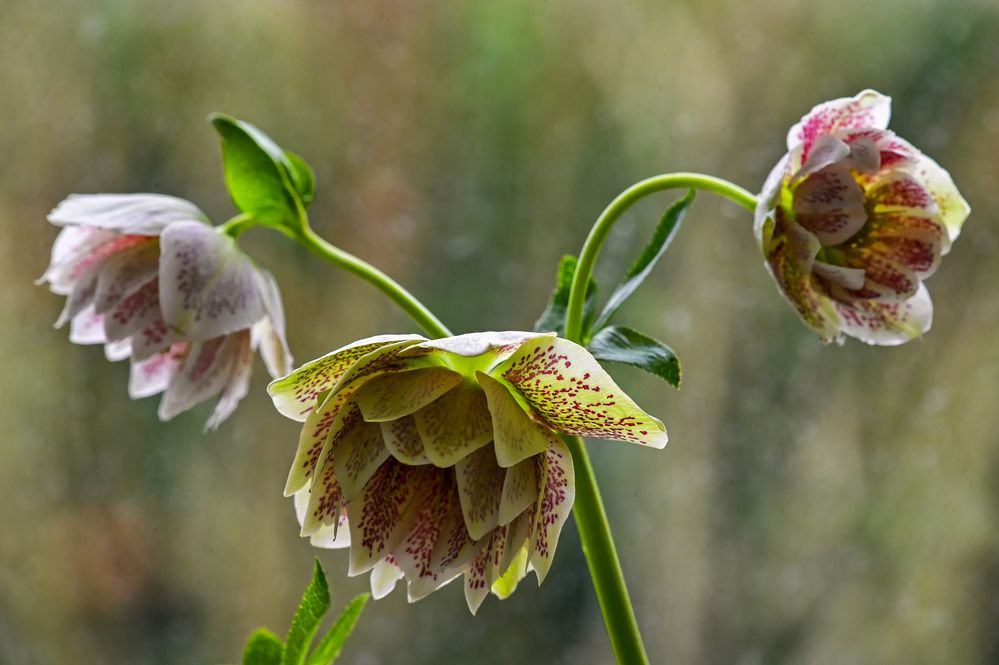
<box><xmin>38</xmin><ymin>226</ymin><xmax>116</xmax><ymax>294</ymax></box>
<box><xmin>104</xmin><ymin>279</ymin><xmax>177</xmax><ymax>361</ymax></box>
<box><xmin>499</xmin><ymin>454</ymin><xmax>540</xmax><ymax>526</ymax></box>
<box><xmin>835</xmin><ymin>282</ymin><xmax>933</xmax><ymax>346</ymax></box>
<box><xmin>496</xmin><ymin>336</ymin><xmax>667</xmax><ymax>447</ymax></box>
<box><xmin>414</xmin><ymin>380</ymin><xmax>493</xmax><ymax>467</ymax></box>
<box><xmin>285</xmin><ymin>391</ymin><xmax>356</xmax><ymax>496</ymax></box>
<box><xmin>529</xmin><ymin>436</ymin><xmax>574</xmax><ymax>583</ymax></box>
<box><xmin>794</xmin><ymin>134</ymin><xmax>851</xmax><ymax>181</ymax></box>
<box><xmin>205</xmin><ymin>329</ymin><xmax>254</xmax><ymax>430</ymax></box>
<box><xmin>812</xmin><ymin>262</ymin><xmax>866</xmax><ymax>290</ymax></box>
<box><xmin>354</xmin><ymin>367</ymin><xmax>463</xmax><ymax>422</ymax></box>
<box><xmin>47</xmin><ymin>193</ymin><xmax>207</xmax><ymax>235</ymax></box>
<box><xmin>253</xmin><ymin>268</ymin><xmax>293</xmax><ymax>378</ymax></box>
<box><xmin>454</xmin><ymin>444</ymin><xmax>506</xmax><ymax>541</ymax></box>
<box><xmin>786</xmin><ymin>90</ymin><xmax>892</xmax><ymax>156</ymax></box>
<box><xmin>157</xmin><ymin>334</ymin><xmax>242</xmax><ymax>421</ymax></box>
<box><xmin>428</xmin><ymin>496</ymin><xmax>478</xmax><ymax>578</ymax></box>
<box><xmin>295</xmin><ymin>490</ymin><xmax>352</xmax><ymax>550</ymax></box>
<box><xmin>268</xmin><ymin>335</ymin><xmax>426</xmax><ymax>421</ymax></box>
<box><xmin>158</xmin><ymin>221</ymin><xmax>266</xmax><ymax>342</ymax></box>
<box><xmin>463</xmin><ymin>532</ymin><xmax>500</xmax><ymax>615</ymax></box>
<box><xmin>93</xmin><ymin>239</ymin><xmax>160</xmax><ymax>314</ymax></box>
<box><xmin>55</xmin><ymin>273</ymin><xmax>98</xmax><ymax>329</ymax></box>
<box><xmin>402</xmin><ymin>331</ymin><xmax>553</xmax><ymax>362</ymax></box>
<box><xmin>129</xmin><ymin>347</ymin><xmax>183</xmax><ymax>399</ymax></box>
<box><xmin>104</xmin><ymin>339</ymin><xmax>132</xmax><ymax>362</ymax></box>
<box><xmin>346</xmin><ymin>461</ymin><xmax>430</xmax><ymax>576</ymax></box>
<box><xmin>69</xmin><ymin>305</ymin><xmax>106</xmax><ymax>345</ymax></box>
<box><xmin>302</xmin><ymin>430</ymin><xmax>346</xmax><ymax>537</ymax></box>
<box><xmin>331</xmin><ymin>418</ymin><xmax>390</xmax><ymax>501</ymax></box>
<box><xmin>793</xmin><ymin>167</ymin><xmax>867</xmax><ymax>246</ymax></box>
<box><xmin>754</xmin><ymin>152</ymin><xmax>792</xmax><ymax>251</ymax></box>
<box><xmin>370</xmin><ymin>559</ymin><xmax>405</xmax><ymax>600</ymax></box>
<box><xmin>380</xmin><ymin>416</ymin><xmax>430</xmax><ymax>465</ymax></box>
<box><xmin>476</xmin><ymin>372</ymin><xmax>550</xmax><ymax>468</ymax></box>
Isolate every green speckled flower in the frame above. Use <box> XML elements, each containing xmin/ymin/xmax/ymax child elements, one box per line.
<box><xmin>268</xmin><ymin>331</ymin><xmax>667</xmax><ymax>613</ymax></box>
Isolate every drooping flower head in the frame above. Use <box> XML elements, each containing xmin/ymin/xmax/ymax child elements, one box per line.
<box><xmin>755</xmin><ymin>90</ymin><xmax>970</xmax><ymax>345</ymax></box>
<box><xmin>39</xmin><ymin>194</ymin><xmax>292</xmax><ymax>428</ymax></box>
<box><xmin>268</xmin><ymin>331</ymin><xmax>667</xmax><ymax>613</ymax></box>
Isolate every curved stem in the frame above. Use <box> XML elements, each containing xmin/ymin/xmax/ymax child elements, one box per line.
<box><xmin>292</xmin><ymin>224</ymin><xmax>453</xmax><ymax>339</ymax></box>
<box><xmin>563</xmin><ymin>434</ymin><xmax>651</xmax><ymax>665</ymax></box>
<box><xmin>560</xmin><ymin>173</ymin><xmax>755</xmax><ymax>664</ymax></box>
<box><xmin>564</xmin><ymin>173</ymin><xmax>756</xmax><ymax>341</ymax></box>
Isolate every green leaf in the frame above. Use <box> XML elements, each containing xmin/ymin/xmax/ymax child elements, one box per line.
<box><xmin>281</xmin><ymin>560</ymin><xmax>332</xmax><ymax>665</ymax></box>
<box><xmin>533</xmin><ymin>255</ymin><xmax>597</xmax><ymax>337</ymax></box>
<box><xmin>587</xmin><ymin>326</ymin><xmax>681</xmax><ymax>388</ymax></box>
<box><xmin>243</xmin><ymin>628</ymin><xmax>284</xmax><ymax>665</ymax></box>
<box><xmin>592</xmin><ymin>190</ymin><xmax>695</xmax><ymax>330</ymax></box>
<box><xmin>306</xmin><ymin>593</ymin><xmax>370</xmax><ymax>665</ymax></box>
<box><xmin>209</xmin><ymin>113</ymin><xmax>309</xmax><ymax>226</ymax></box>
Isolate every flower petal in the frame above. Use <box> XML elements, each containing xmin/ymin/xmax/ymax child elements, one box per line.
<box><xmin>285</xmin><ymin>390</ymin><xmax>355</xmax><ymax>496</ymax></box>
<box><xmin>128</xmin><ymin>346</ymin><xmax>184</xmax><ymax>399</ymax></box>
<box><xmin>380</xmin><ymin>416</ymin><xmax>430</xmax><ymax>466</ymax></box>
<box><xmin>793</xmin><ymin>167</ymin><xmax>867</xmax><ymax>246</ymax></box>
<box><xmin>47</xmin><ymin>194</ymin><xmax>208</xmax><ymax>235</ymax></box>
<box><xmin>499</xmin><ymin>454</ymin><xmax>540</xmax><ymax>526</ymax></box>
<box><xmin>158</xmin><ymin>221</ymin><xmax>266</xmax><ymax>342</ymax></box>
<box><xmin>253</xmin><ymin>267</ymin><xmax>293</xmax><ymax>378</ymax></box>
<box><xmin>529</xmin><ymin>436</ymin><xmax>574</xmax><ymax>583</ymax></box>
<box><xmin>476</xmin><ymin>372</ymin><xmax>550</xmax><ymax>468</ymax></box>
<box><xmin>346</xmin><ymin>460</ymin><xmax>430</xmax><ymax>576</ymax></box>
<box><xmin>104</xmin><ymin>279</ymin><xmax>177</xmax><ymax>361</ymax></box>
<box><xmin>268</xmin><ymin>335</ymin><xmax>425</xmax><ymax>421</ymax></box>
<box><xmin>414</xmin><ymin>380</ymin><xmax>493</xmax><ymax>467</ymax></box>
<box><xmin>205</xmin><ymin>329</ymin><xmax>254</xmax><ymax>430</ymax></box>
<box><xmin>902</xmin><ymin>154</ymin><xmax>970</xmax><ymax>247</ymax></box>
<box><xmin>92</xmin><ymin>239</ymin><xmax>160</xmax><ymax>314</ymax></box>
<box><xmin>835</xmin><ymin>282</ymin><xmax>933</xmax><ymax>346</ymax></box>
<box><xmin>104</xmin><ymin>339</ymin><xmax>132</xmax><ymax>362</ymax></box>
<box><xmin>402</xmin><ymin>331</ymin><xmax>552</xmax><ymax>363</ymax></box>
<box><xmin>354</xmin><ymin>367</ymin><xmax>463</xmax><ymax>422</ymax></box>
<box><xmin>294</xmin><ymin>490</ymin><xmax>351</xmax><ymax>549</ymax></box>
<box><xmin>786</xmin><ymin>90</ymin><xmax>891</xmax><ymax>158</ymax></box>
<box><xmin>369</xmin><ymin>559</ymin><xmax>404</xmax><ymax>600</ymax></box>
<box><xmin>69</xmin><ymin>305</ymin><xmax>106</xmax><ymax>345</ymax></box>
<box><xmin>497</xmin><ymin>337</ymin><xmax>667</xmax><ymax>447</ymax></box>
<box><xmin>157</xmin><ymin>333</ymin><xmax>242</xmax><ymax>421</ymax></box>
<box><xmin>330</xmin><ymin>418</ymin><xmax>390</xmax><ymax>501</ymax></box>
<box><xmin>454</xmin><ymin>444</ymin><xmax>506</xmax><ymax>541</ymax></box>
<box><xmin>38</xmin><ymin>227</ymin><xmax>116</xmax><ymax>294</ymax></box>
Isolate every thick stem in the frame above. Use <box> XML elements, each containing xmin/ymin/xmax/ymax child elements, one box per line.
<box><xmin>564</xmin><ymin>173</ymin><xmax>756</xmax><ymax>341</ymax></box>
<box><xmin>564</xmin><ymin>434</ymin><xmax>651</xmax><ymax>665</ymax></box>
<box><xmin>561</xmin><ymin>173</ymin><xmax>755</xmax><ymax>664</ymax></box>
<box><xmin>292</xmin><ymin>225</ymin><xmax>452</xmax><ymax>339</ymax></box>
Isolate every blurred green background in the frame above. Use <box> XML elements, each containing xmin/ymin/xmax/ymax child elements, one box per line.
<box><xmin>2</xmin><ymin>1</ymin><xmax>999</xmax><ymax>663</ymax></box>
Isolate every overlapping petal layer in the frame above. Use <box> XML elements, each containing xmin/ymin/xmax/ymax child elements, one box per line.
<box><xmin>268</xmin><ymin>331</ymin><xmax>665</xmax><ymax>612</ymax></box>
<box><xmin>755</xmin><ymin>90</ymin><xmax>970</xmax><ymax>345</ymax></box>
<box><xmin>40</xmin><ymin>193</ymin><xmax>292</xmax><ymax>426</ymax></box>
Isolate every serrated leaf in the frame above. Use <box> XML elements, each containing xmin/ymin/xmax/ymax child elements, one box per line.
<box><xmin>282</xmin><ymin>560</ymin><xmax>332</xmax><ymax>665</ymax></box>
<box><xmin>306</xmin><ymin>593</ymin><xmax>370</xmax><ymax>665</ymax></box>
<box><xmin>533</xmin><ymin>255</ymin><xmax>597</xmax><ymax>337</ymax></box>
<box><xmin>587</xmin><ymin>326</ymin><xmax>681</xmax><ymax>388</ymax></box>
<box><xmin>243</xmin><ymin>628</ymin><xmax>284</xmax><ymax>665</ymax></box>
<box><xmin>209</xmin><ymin>113</ymin><xmax>306</xmax><ymax>226</ymax></box>
<box><xmin>593</xmin><ymin>190</ymin><xmax>695</xmax><ymax>330</ymax></box>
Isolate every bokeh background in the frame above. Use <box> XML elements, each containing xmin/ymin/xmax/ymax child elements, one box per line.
<box><xmin>2</xmin><ymin>1</ymin><xmax>999</xmax><ymax>663</ymax></box>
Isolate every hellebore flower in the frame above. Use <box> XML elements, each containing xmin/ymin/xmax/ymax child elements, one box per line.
<box><xmin>39</xmin><ymin>194</ymin><xmax>292</xmax><ymax>428</ymax></box>
<box><xmin>755</xmin><ymin>90</ymin><xmax>970</xmax><ymax>345</ymax></box>
<box><xmin>268</xmin><ymin>331</ymin><xmax>667</xmax><ymax>613</ymax></box>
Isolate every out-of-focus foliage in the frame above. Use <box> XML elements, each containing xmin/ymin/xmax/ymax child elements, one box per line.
<box><xmin>1</xmin><ymin>1</ymin><xmax>998</xmax><ymax>663</ymax></box>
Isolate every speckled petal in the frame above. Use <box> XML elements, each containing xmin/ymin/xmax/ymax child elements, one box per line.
<box><xmin>476</xmin><ymin>372</ymin><xmax>550</xmax><ymax>467</ymax></box>
<box><xmin>294</xmin><ymin>489</ymin><xmax>350</xmax><ymax>549</ymax></box>
<box><xmin>205</xmin><ymin>329</ymin><xmax>254</xmax><ymax>430</ymax></box>
<box><xmin>455</xmin><ymin>444</ymin><xmax>506</xmax><ymax>541</ymax></box>
<box><xmin>129</xmin><ymin>345</ymin><xmax>185</xmax><ymax>399</ymax></box>
<box><xmin>268</xmin><ymin>335</ymin><xmax>425</xmax><ymax>421</ymax></box>
<box><xmin>93</xmin><ymin>239</ymin><xmax>160</xmax><ymax>314</ymax></box>
<box><xmin>158</xmin><ymin>221</ymin><xmax>266</xmax><ymax>342</ymax></box>
<box><xmin>793</xmin><ymin>167</ymin><xmax>867</xmax><ymax>246</ymax></box>
<box><xmin>414</xmin><ymin>381</ymin><xmax>494</xmax><ymax>467</ymax></box>
<box><xmin>529</xmin><ymin>436</ymin><xmax>574</xmax><ymax>583</ymax></box>
<box><xmin>300</xmin><ymin>402</ymin><xmax>365</xmax><ymax>532</ymax></box>
<box><xmin>786</xmin><ymin>90</ymin><xmax>891</xmax><ymax>157</ymax></box>
<box><xmin>157</xmin><ymin>333</ymin><xmax>241</xmax><ymax>421</ymax></box>
<box><xmin>899</xmin><ymin>153</ymin><xmax>970</xmax><ymax>247</ymax></box>
<box><xmin>331</xmin><ymin>419</ymin><xmax>390</xmax><ymax>501</ymax></box>
<box><xmin>346</xmin><ymin>460</ymin><xmax>430</xmax><ymax>576</ymax></box>
<box><xmin>48</xmin><ymin>193</ymin><xmax>208</xmax><ymax>235</ymax></box>
<box><xmin>104</xmin><ymin>279</ymin><xmax>177</xmax><ymax>361</ymax></box>
<box><xmin>499</xmin><ymin>454</ymin><xmax>540</xmax><ymax>526</ymax></box>
<box><xmin>496</xmin><ymin>336</ymin><xmax>667</xmax><ymax>447</ymax></box>
<box><xmin>835</xmin><ymin>282</ymin><xmax>933</xmax><ymax>346</ymax></box>
<box><xmin>285</xmin><ymin>390</ymin><xmax>354</xmax><ymax>496</ymax></box>
<box><xmin>380</xmin><ymin>416</ymin><xmax>430</xmax><ymax>465</ymax></box>
<box><xmin>38</xmin><ymin>226</ymin><xmax>116</xmax><ymax>294</ymax></box>
<box><xmin>354</xmin><ymin>367</ymin><xmax>463</xmax><ymax>422</ymax></box>
<box><xmin>69</xmin><ymin>305</ymin><xmax>106</xmax><ymax>345</ymax></box>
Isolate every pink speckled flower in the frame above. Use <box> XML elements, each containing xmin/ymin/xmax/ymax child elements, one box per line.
<box><xmin>268</xmin><ymin>331</ymin><xmax>666</xmax><ymax>613</ymax></box>
<box><xmin>755</xmin><ymin>90</ymin><xmax>970</xmax><ymax>345</ymax></box>
<box><xmin>40</xmin><ymin>194</ymin><xmax>292</xmax><ymax>428</ymax></box>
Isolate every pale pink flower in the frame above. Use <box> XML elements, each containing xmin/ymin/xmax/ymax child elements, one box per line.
<box><xmin>755</xmin><ymin>90</ymin><xmax>970</xmax><ymax>345</ymax></box>
<box><xmin>40</xmin><ymin>194</ymin><xmax>292</xmax><ymax>428</ymax></box>
<box><xmin>268</xmin><ymin>331</ymin><xmax>667</xmax><ymax>613</ymax></box>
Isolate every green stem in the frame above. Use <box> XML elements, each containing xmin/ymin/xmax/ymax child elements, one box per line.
<box><xmin>292</xmin><ymin>224</ymin><xmax>453</xmax><ymax>339</ymax></box>
<box><xmin>561</xmin><ymin>173</ymin><xmax>755</xmax><ymax>664</ymax></box>
<box><xmin>564</xmin><ymin>433</ymin><xmax>651</xmax><ymax>665</ymax></box>
<box><xmin>564</xmin><ymin>173</ymin><xmax>756</xmax><ymax>342</ymax></box>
